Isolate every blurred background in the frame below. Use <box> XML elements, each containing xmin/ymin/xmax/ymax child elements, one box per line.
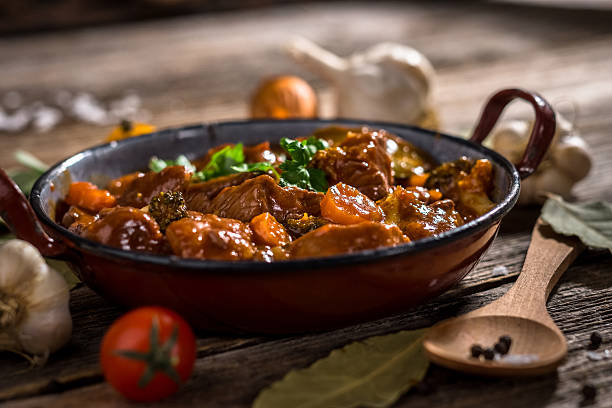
<box><xmin>1</xmin><ymin>0</ymin><xmax>611</xmax><ymax>186</ymax></box>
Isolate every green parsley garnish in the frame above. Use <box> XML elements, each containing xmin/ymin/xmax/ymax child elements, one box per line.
<box><xmin>149</xmin><ymin>155</ymin><xmax>196</xmax><ymax>173</ymax></box>
<box><xmin>147</xmin><ymin>137</ymin><xmax>328</xmax><ymax>191</ymax></box>
<box><xmin>148</xmin><ymin>144</ymin><xmax>278</xmax><ymax>182</ymax></box>
<box><xmin>278</xmin><ymin>137</ymin><xmax>329</xmax><ymax>192</ymax></box>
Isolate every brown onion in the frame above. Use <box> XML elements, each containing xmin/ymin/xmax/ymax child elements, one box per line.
<box><xmin>250</xmin><ymin>75</ymin><xmax>317</xmax><ymax>119</ymax></box>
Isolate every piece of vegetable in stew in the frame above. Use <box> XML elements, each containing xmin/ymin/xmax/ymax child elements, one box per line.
<box><xmin>57</xmin><ymin>126</ymin><xmax>496</xmax><ymax>261</ymax></box>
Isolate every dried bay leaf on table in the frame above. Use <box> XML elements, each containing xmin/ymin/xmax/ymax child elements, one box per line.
<box><xmin>541</xmin><ymin>195</ymin><xmax>612</xmax><ymax>253</ymax></box>
<box><xmin>46</xmin><ymin>258</ymin><xmax>81</xmax><ymax>290</ymax></box>
<box><xmin>253</xmin><ymin>328</ymin><xmax>429</xmax><ymax>408</ymax></box>
<box><xmin>6</xmin><ymin>150</ymin><xmax>49</xmax><ymax>196</ymax></box>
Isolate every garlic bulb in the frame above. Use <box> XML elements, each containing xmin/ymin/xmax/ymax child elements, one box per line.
<box><xmin>0</xmin><ymin>240</ymin><xmax>72</xmax><ymax>360</ymax></box>
<box><xmin>286</xmin><ymin>37</ymin><xmax>436</xmax><ymax>125</ymax></box>
<box><xmin>490</xmin><ymin>113</ymin><xmax>592</xmax><ymax>205</ymax></box>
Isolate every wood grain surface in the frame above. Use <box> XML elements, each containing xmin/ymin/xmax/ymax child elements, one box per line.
<box><xmin>1</xmin><ymin>1</ymin><xmax>611</xmax><ymax>407</ymax></box>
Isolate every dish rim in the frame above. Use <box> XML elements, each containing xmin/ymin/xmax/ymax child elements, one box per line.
<box><xmin>30</xmin><ymin>118</ymin><xmax>520</xmax><ymax>273</ymax></box>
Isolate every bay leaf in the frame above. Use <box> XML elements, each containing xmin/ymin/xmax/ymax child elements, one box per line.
<box><xmin>253</xmin><ymin>328</ymin><xmax>429</xmax><ymax>408</ymax></box>
<box><xmin>7</xmin><ymin>167</ymin><xmax>45</xmax><ymax>196</ymax></box>
<box><xmin>541</xmin><ymin>194</ymin><xmax>612</xmax><ymax>253</ymax></box>
<box><xmin>46</xmin><ymin>258</ymin><xmax>81</xmax><ymax>290</ymax></box>
<box><xmin>6</xmin><ymin>150</ymin><xmax>48</xmax><ymax>196</ymax></box>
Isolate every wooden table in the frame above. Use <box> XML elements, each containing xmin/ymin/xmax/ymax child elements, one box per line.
<box><xmin>1</xmin><ymin>2</ymin><xmax>611</xmax><ymax>407</ymax></box>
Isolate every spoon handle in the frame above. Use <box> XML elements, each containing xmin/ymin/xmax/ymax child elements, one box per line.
<box><xmin>488</xmin><ymin>219</ymin><xmax>583</xmax><ymax>326</ymax></box>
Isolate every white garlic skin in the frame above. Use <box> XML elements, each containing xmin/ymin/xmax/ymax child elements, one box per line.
<box><xmin>0</xmin><ymin>240</ymin><xmax>72</xmax><ymax>356</ymax></box>
<box><xmin>490</xmin><ymin>113</ymin><xmax>592</xmax><ymax>205</ymax></box>
<box><xmin>286</xmin><ymin>38</ymin><xmax>435</xmax><ymax>124</ymax></box>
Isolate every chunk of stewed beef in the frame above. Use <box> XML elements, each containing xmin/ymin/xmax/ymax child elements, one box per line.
<box><xmin>310</xmin><ymin>128</ymin><xmax>393</xmax><ymax>200</ymax></box>
<box><xmin>165</xmin><ymin>214</ymin><xmax>256</xmax><ymax>261</ymax></box>
<box><xmin>288</xmin><ymin>221</ymin><xmax>408</xmax><ymax>259</ymax></box>
<box><xmin>377</xmin><ymin>186</ymin><xmax>463</xmax><ymax>241</ymax></box>
<box><xmin>81</xmin><ymin>207</ymin><xmax>163</xmax><ymax>253</ymax></box>
<box><xmin>184</xmin><ymin>172</ymin><xmax>258</xmax><ymax>214</ymax></box>
<box><xmin>208</xmin><ymin>175</ymin><xmax>323</xmax><ymax>223</ymax></box>
<box><xmin>116</xmin><ymin>166</ymin><xmax>191</xmax><ymax>208</ymax></box>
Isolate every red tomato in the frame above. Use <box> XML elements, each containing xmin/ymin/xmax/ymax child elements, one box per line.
<box><xmin>100</xmin><ymin>306</ymin><xmax>196</xmax><ymax>402</ymax></box>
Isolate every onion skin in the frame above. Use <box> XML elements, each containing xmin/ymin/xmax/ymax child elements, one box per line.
<box><xmin>250</xmin><ymin>75</ymin><xmax>317</xmax><ymax>119</ymax></box>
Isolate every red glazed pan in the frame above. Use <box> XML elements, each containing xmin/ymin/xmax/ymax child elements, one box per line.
<box><xmin>0</xmin><ymin>88</ymin><xmax>555</xmax><ymax>333</ymax></box>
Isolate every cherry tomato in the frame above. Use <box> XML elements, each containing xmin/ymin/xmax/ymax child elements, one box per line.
<box><xmin>100</xmin><ymin>307</ymin><xmax>196</xmax><ymax>402</ymax></box>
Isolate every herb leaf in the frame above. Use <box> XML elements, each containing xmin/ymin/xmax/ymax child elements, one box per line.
<box><xmin>149</xmin><ymin>155</ymin><xmax>196</xmax><ymax>173</ymax></box>
<box><xmin>148</xmin><ymin>137</ymin><xmax>328</xmax><ymax>190</ymax></box>
<box><xmin>193</xmin><ymin>144</ymin><xmax>245</xmax><ymax>182</ymax></box>
<box><xmin>150</xmin><ymin>145</ymin><xmax>278</xmax><ymax>183</ymax></box>
<box><xmin>253</xmin><ymin>328</ymin><xmax>429</xmax><ymax>408</ymax></box>
<box><xmin>231</xmin><ymin>162</ymin><xmax>280</xmax><ymax>180</ymax></box>
<box><xmin>15</xmin><ymin>150</ymin><xmax>48</xmax><ymax>173</ymax></box>
<box><xmin>541</xmin><ymin>194</ymin><xmax>612</xmax><ymax>253</ymax></box>
<box><xmin>5</xmin><ymin>150</ymin><xmax>49</xmax><ymax>196</ymax></box>
<box><xmin>278</xmin><ymin>137</ymin><xmax>329</xmax><ymax>192</ymax></box>
<box><xmin>307</xmin><ymin>168</ymin><xmax>329</xmax><ymax>193</ymax></box>
<box><xmin>46</xmin><ymin>258</ymin><xmax>81</xmax><ymax>289</ymax></box>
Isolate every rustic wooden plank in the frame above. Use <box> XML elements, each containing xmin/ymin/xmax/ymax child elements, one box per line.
<box><xmin>4</xmin><ymin>252</ymin><xmax>611</xmax><ymax>407</ymax></box>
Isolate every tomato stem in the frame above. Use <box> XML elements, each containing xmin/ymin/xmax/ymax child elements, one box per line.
<box><xmin>114</xmin><ymin>316</ymin><xmax>182</xmax><ymax>388</ymax></box>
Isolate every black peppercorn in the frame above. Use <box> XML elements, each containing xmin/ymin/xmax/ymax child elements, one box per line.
<box><xmin>483</xmin><ymin>348</ymin><xmax>495</xmax><ymax>360</ymax></box>
<box><xmin>470</xmin><ymin>344</ymin><xmax>484</xmax><ymax>358</ymax></box>
<box><xmin>589</xmin><ymin>332</ymin><xmax>602</xmax><ymax>350</ymax></box>
<box><xmin>494</xmin><ymin>341</ymin><xmax>509</xmax><ymax>355</ymax></box>
<box><xmin>582</xmin><ymin>384</ymin><xmax>597</xmax><ymax>400</ymax></box>
<box><xmin>499</xmin><ymin>335</ymin><xmax>512</xmax><ymax>348</ymax></box>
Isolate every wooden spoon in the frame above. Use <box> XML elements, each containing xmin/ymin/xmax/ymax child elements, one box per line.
<box><xmin>423</xmin><ymin>218</ymin><xmax>584</xmax><ymax>376</ymax></box>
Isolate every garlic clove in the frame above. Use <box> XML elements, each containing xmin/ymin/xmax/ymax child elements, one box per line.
<box><xmin>285</xmin><ymin>37</ymin><xmax>348</xmax><ymax>81</ymax></box>
<box><xmin>0</xmin><ymin>240</ymin><xmax>46</xmax><ymax>289</ymax></box>
<box><xmin>19</xmin><ymin>296</ymin><xmax>72</xmax><ymax>354</ymax></box>
<box><xmin>0</xmin><ymin>240</ymin><xmax>72</xmax><ymax>357</ymax></box>
<box><xmin>534</xmin><ymin>170</ymin><xmax>575</xmax><ymax>200</ymax></box>
<box><xmin>553</xmin><ymin>135</ymin><xmax>592</xmax><ymax>182</ymax></box>
<box><xmin>490</xmin><ymin>120</ymin><xmax>530</xmax><ymax>162</ymax></box>
<box><xmin>354</xmin><ymin>42</ymin><xmax>435</xmax><ymax>101</ymax></box>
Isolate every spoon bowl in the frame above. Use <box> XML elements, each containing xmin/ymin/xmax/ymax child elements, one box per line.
<box><xmin>425</xmin><ymin>315</ymin><xmax>567</xmax><ymax>376</ymax></box>
<box><xmin>423</xmin><ymin>220</ymin><xmax>583</xmax><ymax>376</ymax></box>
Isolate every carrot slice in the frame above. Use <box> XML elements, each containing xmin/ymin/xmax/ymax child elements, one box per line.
<box><xmin>320</xmin><ymin>183</ymin><xmax>383</xmax><ymax>225</ymax></box>
<box><xmin>428</xmin><ymin>189</ymin><xmax>443</xmax><ymax>202</ymax></box>
<box><xmin>250</xmin><ymin>212</ymin><xmax>291</xmax><ymax>246</ymax></box>
<box><xmin>409</xmin><ymin>172</ymin><xmax>429</xmax><ymax>187</ymax></box>
<box><xmin>66</xmin><ymin>181</ymin><xmax>116</xmax><ymax>212</ymax></box>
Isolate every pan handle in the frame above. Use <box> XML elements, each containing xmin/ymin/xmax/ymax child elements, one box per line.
<box><xmin>470</xmin><ymin>88</ymin><xmax>556</xmax><ymax>179</ymax></box>
<box><xmin>0</xmin><ymin>168</ymin><xmax>67</xmax><ymax>257</ymax></box>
